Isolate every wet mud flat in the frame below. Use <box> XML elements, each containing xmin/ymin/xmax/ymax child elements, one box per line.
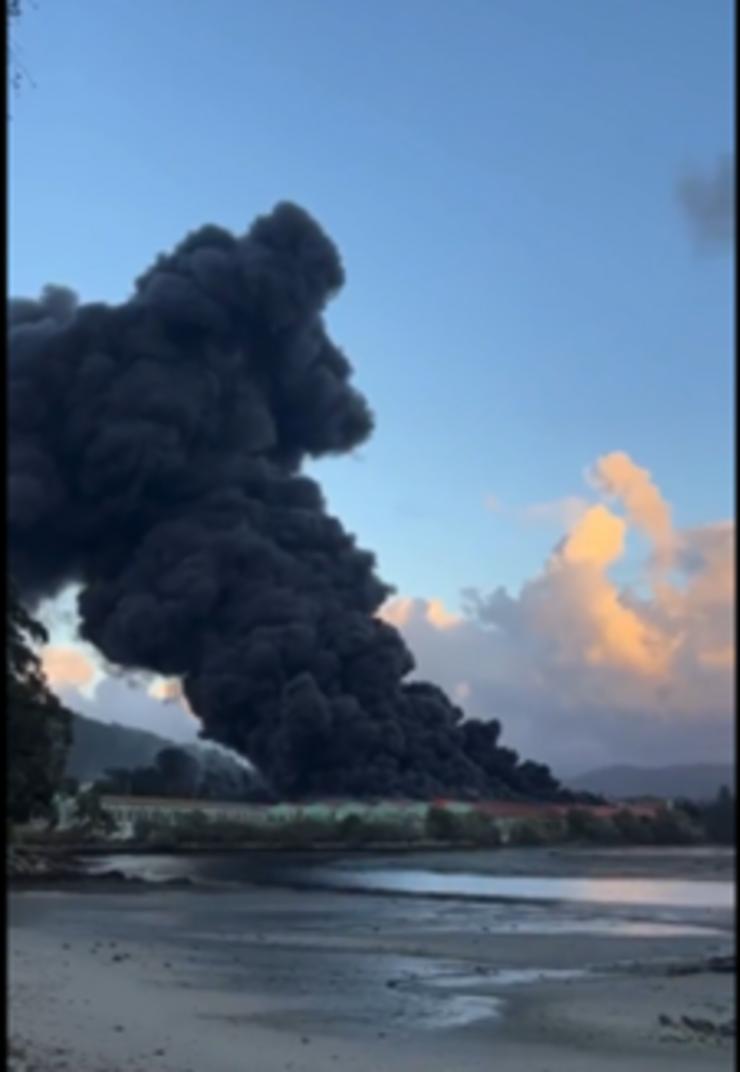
<box><xmin>8</xmin><ymin>849</ymin><xmax>735</xmax><ymax>1072</ymax></box>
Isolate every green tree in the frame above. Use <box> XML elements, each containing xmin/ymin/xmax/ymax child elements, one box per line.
<box><xmin>7</xmin><ymin>580</ymin><xmax>72</xmax><ymax>822</ymax></box>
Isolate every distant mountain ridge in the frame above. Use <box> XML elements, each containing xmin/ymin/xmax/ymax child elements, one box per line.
<box><xmin>66</xmin><ymin>712</ymin><xmax>175</xmax><ymax>783</ymax></box>
<box><xmin>66</xmin><ymin>712</ymin><xmax>734</xmax><ymax>805</ymax></box>
<box><xmin>568</xmin><ymin>763</ymin><xmax>734</xmax><ymax>802</ymax></box>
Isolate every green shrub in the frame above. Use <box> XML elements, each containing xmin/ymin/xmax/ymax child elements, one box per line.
<box><xmin>509</xmin><ymin>821</ymin><xmax>548</xmax><ymax>846</ymax></box>
<box><xmin>337</xmin><ymin>814</ymin><xmax>368</xmax><ymax>845</ymax></box>
<box><xmin>424</xmin><ymin>807</ymin><xmax>502</xmax><ymax>845</ymax></box>
<box><xmin>170</xmin><ymin>810</ymin><xmax>209</xmax><ymax>840</ymax></box>
<box><xmin>566</xmin><ymin>809</ymin><xmax>620</xmax><ymax>843</ymax></box>
<box><xmin>425</xmin><ymin>806</ymin><xmax>463</xmax><ymax>841</ymax></box>
<box><xmin>611</xmin><ymin>807</ymin><xmax>702</xmax><ymax>846</ymax></box>
<box><xmin>217</xmin><ymin>819</ymin><xmax>266</xmax><ymax>843</ymax></box>
<box><xmin>276</xmin><ymin>817</ymin><xmax>334</xmax><ymax>847</ymax></box>
<box><xmin>334</xmin><ymin>814</ymin><xmax>420</xmax><ymax>845</ymax></box>
<box><xmin>649</xmin><ymin>807</ymin><xmax>702</xmax><ymax>846</ymax></box>
<box><xmin>458</xmin><ymin>811</ymin><xmax>502</xmax><ymax>847</ymax></box>
<box><xmin>131</xmin><ymin>811</ymin><xmax>267</xmax><ymax>846</ymax></box>
<box><xmin>132</xmin><ymin>816</ymin><xmax>158</xmax><ymax>843</ymax></box>
<box><xmin>544</xmin><ymin>819</ymin><xmax>568</xmax><ymax>843</ymax></box>
<box><xmin>612</xmin><ymin>809</ymin><xmax>654</xmax><ymax>844</ymax></box>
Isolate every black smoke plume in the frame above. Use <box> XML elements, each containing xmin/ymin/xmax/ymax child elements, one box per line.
<box><xmin>9</xmin><ymin>203</ymin><xmax>569</xmax><ymax>801</ymax></box>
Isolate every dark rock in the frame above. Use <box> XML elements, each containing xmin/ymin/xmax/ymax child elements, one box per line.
<box><xmin>682</xmin><ymin>1016</ymin><xmax>715</xmax><ymax>1033</ymax></box>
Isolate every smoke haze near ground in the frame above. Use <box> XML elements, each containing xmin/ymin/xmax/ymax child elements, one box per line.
<box><xmin>9</xmin><ymin>203</ymin><xmax>568</xmax><ymax>801</ymax></box>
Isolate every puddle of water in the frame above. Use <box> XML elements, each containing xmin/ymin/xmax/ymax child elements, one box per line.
<box><xmin>431</xmin><ymin>993</ymin><xmax>503</xmax><ymax>1029</ymax></box>
<box><xmin>427</xmin><ymin>967</ymin><xmax>589</xmax><ymax>989</ymax></box>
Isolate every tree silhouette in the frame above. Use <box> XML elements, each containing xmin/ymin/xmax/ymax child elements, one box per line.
<box><xmin>7</xmin><ymin>580</ymin><xmax>72</xmax><ymax>821</ymax></box>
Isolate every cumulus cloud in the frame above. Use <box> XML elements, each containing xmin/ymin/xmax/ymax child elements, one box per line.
<box><xmin>381</xmin><ymin>596</ymin><xmax>461</xmax><ymax>631</ymax></box>
<box><xmin>677</xmin><ymin>155</ymin><xmax>735</xmax><ymax>249</ymax></box>
<box><xmin>381</xmin><ymin>452</ymin><xmax>734</xmax><ymax>777</ymax></box>
<box><xmin>148</xmin><ymin>677</ymin><xmax>194</xmax><ymax>710</ymax></box>
<box><xmin>41</xmin><ymin>645</ymin><xmax>97</xmax><ymax>694</ymax></box>
<box><xmin>590</xmin><ymin>452</ymin><xmax>675</xmax><ymax>569</ymax></box>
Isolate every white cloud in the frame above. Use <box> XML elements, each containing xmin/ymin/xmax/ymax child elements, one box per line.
<box><xmin>381</xmin><ymin>453</ymin><xmax>734</xmax><ymax>776</ymax></box>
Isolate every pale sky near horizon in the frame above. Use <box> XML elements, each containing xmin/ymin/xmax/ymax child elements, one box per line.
<box><xmin>10</xmin><ymin>0</ymin><xmax>735</xmax><ymax>773</ymax></box>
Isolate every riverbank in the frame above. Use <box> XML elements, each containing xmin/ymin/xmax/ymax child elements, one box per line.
<box><xmin>10</xmin><ymin>840</ymin><xmax>735</xmax><ymax>888</ymax></box>
<box><xmin>11</xmin><ymin>839</ymin><xmax>736</xmax><ymax>877</ymax></box>
<box><xmin>8</xmin><ymin>848</ymin><xmax>735</xmax><ymax>1072</ymax></box>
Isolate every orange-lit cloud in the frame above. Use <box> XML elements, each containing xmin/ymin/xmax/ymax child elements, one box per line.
<box><xmin>590</xmin><ymin>451</ymin><xmax>675</xmax><ymax>568</ymax></box>
<box><xmin>41</xmin><ymin>646</ymin><xmax>97</xmax><ymax>692</ymax></box>
<box><xmin>380</xmin><ymin>596</ymin><xmax>460</xmax><ymax>631</ymax></box>
<box><xmin>550</xmin><ymin>504</ymin><xmax>671</xmax><ymax>677</ymax></box>
<box><xmin>148</xmin><ymin>677</ymin><xmax>195</xmax><ymax>715</ymax></box>
<box><xmin>557</xmin><ymin>503</ymin><xmax>625</xmax><ymax>568</ymax></box>
<box><xmin>426</xmin><ymin>599</ymin><xmax>461</xmax><ymax>629</ymax></box>
<box><xmin>699</xmin><ymin>646</ymin><xmax>734</xmax><ymax>669</ymax></box>
<box><xmin>383</xmin><ymin>453</ymin><xmax>733</xmax><ymax>773</ymax></box>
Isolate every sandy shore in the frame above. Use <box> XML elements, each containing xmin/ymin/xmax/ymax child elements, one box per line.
<box><xmin>9</xmin><ymin>849</ymin><xmax>735</xmax><ymax>1072</ymax></box>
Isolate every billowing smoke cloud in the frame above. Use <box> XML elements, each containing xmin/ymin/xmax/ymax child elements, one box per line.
<box><xmin>382</xmin><ymin>453</ymin><xmax>734</xmax><ymax>776</ymax></box>
<box><xmin>677</xmin><ymin>155</ymin><xmax>735</xmax><ymax>249</ymax></box>
<box><xmin>9</xmin><ymin>203</ymin><xmax>567</xmax><ymax>801</ymax></box>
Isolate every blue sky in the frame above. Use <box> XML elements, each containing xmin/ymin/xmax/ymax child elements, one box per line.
<box><xmin>10</xmin><ymin>0</ymin><xmax>734</xmax><ymax>613</ymax></box>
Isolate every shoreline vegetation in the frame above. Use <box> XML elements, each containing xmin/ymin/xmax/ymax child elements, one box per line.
<box><xmin>8</xmin><ymin>795</ymin><xmax>736</xmax><ymax>883</ymax></box>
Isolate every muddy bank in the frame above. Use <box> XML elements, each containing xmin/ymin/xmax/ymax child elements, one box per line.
<box><xmin>9</xmin><ymin>859</ymin><xmax>735</xmax><ymax>1072</ymax></box>
<box><xmin>19</xmin><ymin>840</ymin><xmax>735</xmax><ymax>880</ymax></box>
<box><xmin>7</xmin><ymin>845</ymin><xmax>85</xmax><ymax>881</ymax></box>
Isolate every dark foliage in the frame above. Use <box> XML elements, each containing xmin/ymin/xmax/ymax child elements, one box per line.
<box><xmin>7</xmin><ymin>580</ymin><xmax>72</xmax><ymax>821</ymax></box>
<box><xmin>678</xmin><ymin>787</ymin><xmax>736</xmax><ymax>845</ymax></box>
<box><xmin>98</xmin><ymin>745</ymin><xmax>271</xmax><ymax>802</ymax></box>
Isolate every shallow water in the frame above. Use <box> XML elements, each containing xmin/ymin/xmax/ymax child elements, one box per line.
<box><xmin>292</xmin><ymin>867</ymin><xmax>735</xmax><ymax>909</ymax></box>
<box><xmin>84</xmin><ymin>851</ymin><xmax>734</xmax><ymax>939</ymax></box>
<box><xmin>85</xmin><ymin>852</ymin><xmax>734</xmax><ymax>907</ymax></box>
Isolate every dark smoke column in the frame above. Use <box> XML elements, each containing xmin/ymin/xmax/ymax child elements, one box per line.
<box><xmin>8</xmin><ymin>204</ymin><xmax>566</xmax><ymax>801</ymax></box>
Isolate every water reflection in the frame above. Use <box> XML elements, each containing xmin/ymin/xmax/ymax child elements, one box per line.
<box><xmin>287</xmin><ymin>867</ymin><xmax>735</xmax><ymax>909</ymax></box>
<box><xmin>85</xmin><ymin>852</ymin><xmax>733</xmax><ymax>939</ymax></box>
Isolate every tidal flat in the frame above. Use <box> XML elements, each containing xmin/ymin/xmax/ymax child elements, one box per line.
<box><xmin>9</xmin><ymin>847</ymin><xmax>735</xmax><ymax>1072</ymax></box>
